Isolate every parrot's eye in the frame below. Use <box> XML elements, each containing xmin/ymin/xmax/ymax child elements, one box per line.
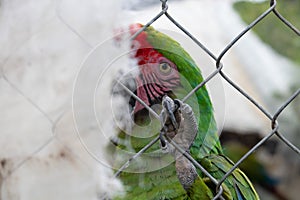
<box><xmin>159</xmin><ymin>62</ymin><xmax>172</xmax><ymax>75</ymax></box>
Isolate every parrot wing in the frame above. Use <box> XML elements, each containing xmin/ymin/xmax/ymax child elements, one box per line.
<box><xmin>199</xmin><ymin>154</ymin><xmax>260</xmax><ymax>200</ymax></box>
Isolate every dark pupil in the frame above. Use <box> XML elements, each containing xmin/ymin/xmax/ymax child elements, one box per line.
<box><xmin>161</xmin><ymin>63</ymin><xmax>168</xmax><ymax>70</ymax></box>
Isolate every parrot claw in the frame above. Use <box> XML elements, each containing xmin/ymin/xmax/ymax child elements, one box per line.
<box><xmin>159</xmin><ymin>128</ymin><xmax>168</xmax><ymax>149</ymax></box>
<box><xmin>162</xmin><ymin>96</ymin><xmax>178</xmax><ymax>130</ymax></box>
<box><xmin>173</xmin><ymin>99</ymin><xmax>182</xmax><ymax>110</ymax></box>
<box><xmin>159</xmin><ymin>95</ymin><xmax>179</xmax><ymax>151</ymax></box>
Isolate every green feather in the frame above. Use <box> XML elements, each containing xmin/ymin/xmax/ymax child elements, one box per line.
<box><xmin>199</xmin><ymin>155</ymin><xmax>260</xmax><ymax>200</ymax></box>
<box><xmin>187</xmin><ymin>177</ymin><xmax>214</xmax><ymax>200</ymax></box>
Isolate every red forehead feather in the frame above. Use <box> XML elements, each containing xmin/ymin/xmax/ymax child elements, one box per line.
<box><xmin>130</xmin><ymin>23</ymin><xmax>164</xmax><ymax>65</ymax></box>
<box><xmin>130</xmin><ymin>23</ymin><xmax>151</xmax><ymax>48</ymax></box>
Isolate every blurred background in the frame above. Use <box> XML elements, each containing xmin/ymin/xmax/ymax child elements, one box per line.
<box><xmin>0</xmin><ymin>0</ymin><xmax>299</xmax><ymax>199</ymax></box>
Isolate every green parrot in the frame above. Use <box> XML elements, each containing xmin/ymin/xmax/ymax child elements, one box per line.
<box><xmin>109</xmin><ymin>23</ymin><xmax>259</xmax><ymax>200</ymax></box>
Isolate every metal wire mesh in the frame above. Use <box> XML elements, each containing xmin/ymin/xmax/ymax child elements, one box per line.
<box><xmin>112</xmin><ymin>0</ymin><xmax>300</xmax><ymax>199</ymax></box>
<box><xmin>0</xmin><ymin>0</ymin><xmax>299</xmax><ymax>199</ymax></box>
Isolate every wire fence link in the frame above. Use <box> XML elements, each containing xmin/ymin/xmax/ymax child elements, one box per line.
<box><xmin>113</xmin><ymin>0</ymin><xmax>300</xmax><ymax>199</ymax></box>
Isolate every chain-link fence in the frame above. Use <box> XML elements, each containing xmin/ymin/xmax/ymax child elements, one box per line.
<box><xmin>0</xmin><ymin>0</ymin><xmax>299</xmax><ymax>199</ymax></box>
<box><xmin>110</xmin><ymin>0</ymin><xmax>300</xmax><ymax>199</ymax></box>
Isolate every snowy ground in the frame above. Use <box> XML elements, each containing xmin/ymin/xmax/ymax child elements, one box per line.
<box><xmin>0</xmin><ymin>0</ymin><xmax>299</xmax><ymax>199</ymax></box>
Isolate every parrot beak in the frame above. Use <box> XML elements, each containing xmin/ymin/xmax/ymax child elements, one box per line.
<box><xmin>133</xmin><ymin>76</ymin><xmax>151</xmax><ymax>115</ymax></box>
<box><xmin>131</xmin><ymin>76</ymin><xmax>153</xmax><ymax>125</ymax></box>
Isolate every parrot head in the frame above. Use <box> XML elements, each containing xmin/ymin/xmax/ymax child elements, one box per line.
<box><xmin>114</xmin><ymin>23</ymin><xmax>218</xmax><ymax>161</ymax></box>
<box><xmin>129</xmin><ymin>23</ymin><xmax>182</xmax><ymax>119</ymax></box>
<box><xmin>127</xmin><ymin>23</ymin><xmax>207</xmax><ymax>129</ymax></box>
